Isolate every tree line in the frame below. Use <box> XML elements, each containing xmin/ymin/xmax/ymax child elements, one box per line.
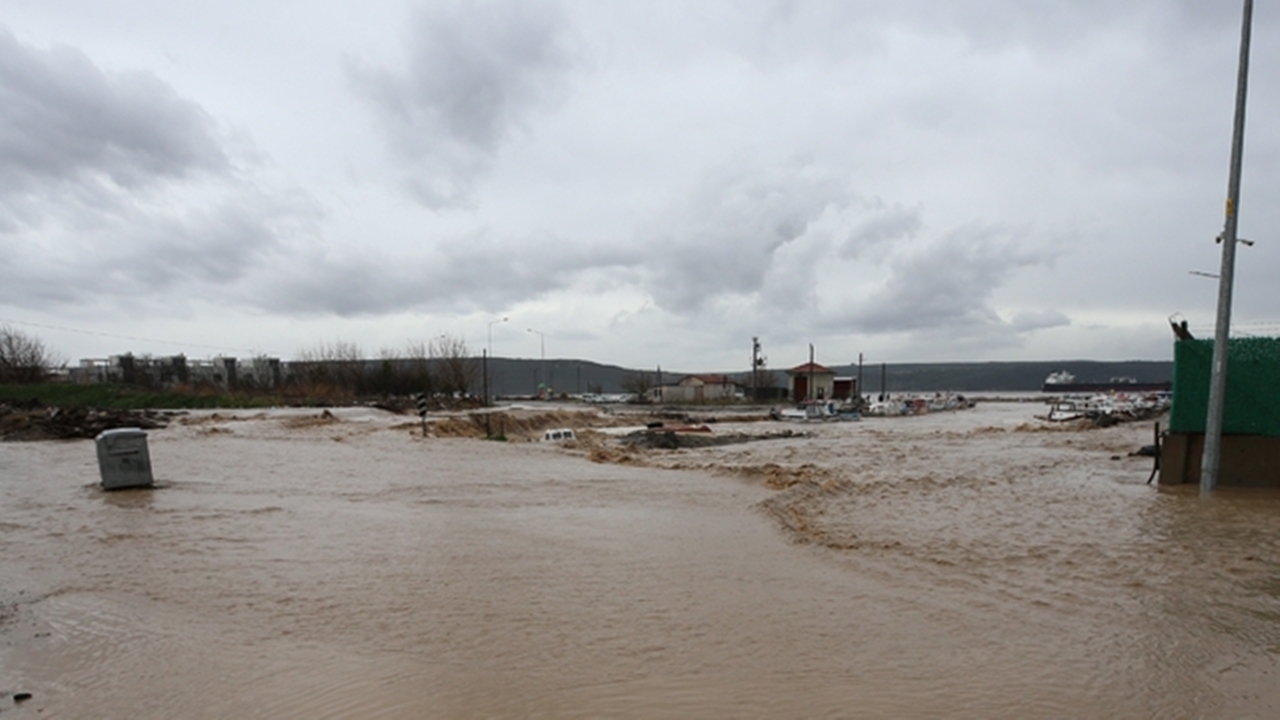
<box><xmin>0</xmin><ymin>326</ymin><xmax>485</xmax><ymax>401</ymax></box>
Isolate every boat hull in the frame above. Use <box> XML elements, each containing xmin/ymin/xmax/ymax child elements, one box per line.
<box><xmin>1041</xmin><ymin>381</ymin><xmax>1170</xmax><ymax>394</ymax></box>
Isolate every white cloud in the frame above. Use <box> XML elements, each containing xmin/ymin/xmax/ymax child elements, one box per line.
<box><xmin>346</xmin><ymin>0</ymin><xmax>576</xmax><ymax>209</ymax></box>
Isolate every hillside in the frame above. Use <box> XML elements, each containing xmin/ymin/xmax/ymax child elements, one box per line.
<box><xmin>486</xmin><ymin>358</ymin><xmax>1172</xmax><ymax>396</ymax></box>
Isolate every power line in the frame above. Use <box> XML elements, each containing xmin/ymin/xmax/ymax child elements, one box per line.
<box><xmin>0</xmin><ymin>316</ymin><xmax>271</xmax><ymax>356</ymax></box>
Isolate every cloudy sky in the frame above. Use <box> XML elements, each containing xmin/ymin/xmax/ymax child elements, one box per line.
<box><xmin>2</xmin><ymin>1</ymin><xmax>1278</xmax><ymax>372</ymax></box>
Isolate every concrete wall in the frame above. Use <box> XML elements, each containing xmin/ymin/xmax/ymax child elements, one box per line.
<box><xmin>1159</xmin><ymin>432</ymin><xmax>1280</xmax><ymax>488</ymax></box>
<box><xmin>649</xmin><ymin>380</ymin><xmax>740</xmax><ymax>403</ymax></box>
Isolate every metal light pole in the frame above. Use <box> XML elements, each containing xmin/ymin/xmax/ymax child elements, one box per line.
<box><xmin>485</xmin><ymin>317</ymin><xmax>507</xmax><ymax>406</ymax></box>
<box><xmin>1201</xmin><ymin>0</ymin><xmax>1253</xmax><ymax>494</ymax></box>
<box><xmin>487</xmin><ymin>316</ymin><xmax>508</xmax><ymax>359</ymax></box>
<box><xmin>527</xmin><ymin>328</ymin><xmax>545</xmax><ymax>399</ymax></box>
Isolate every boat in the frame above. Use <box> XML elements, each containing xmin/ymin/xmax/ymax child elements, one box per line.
<box><xmin>1044</xmin><ymin>401</ymin><xmax>1086</xmax><ymax>422</ymax></box>
<box><xmin>772</xmin><ymin>400</ymin><xmax>859</xmax><ymax>422</ymax></box>
<box><xmin>1037</xmin><ymin>391</ymin><xmax>1172</xmax><ymax>423</ymax></box>
<box><xmin>1040</xmin><ymin>370</ymin><xmax>1171</xmax><ymax>394</ymax></box>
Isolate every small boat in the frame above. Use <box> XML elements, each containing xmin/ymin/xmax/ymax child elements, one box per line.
<box><xmin>772</xmin><ymin>401</ymin><xmax>859</xmax><ymax>422</ymax></box>
<box><xmin>1045</xmin><ymin>401</ymin><xmax>1086</xmax><ymax>422</ymax></box>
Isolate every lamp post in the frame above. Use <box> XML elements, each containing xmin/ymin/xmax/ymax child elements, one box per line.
<box><xmin>485</xmin><ymin>317</ymin><xmax>507</xmax><ymax>406</ymax></box>
<box><xmin>527</xmin><ymin>328</ymin><xmax>545</xmax><ymax>399</ymax></box>
<box><xmin>487</xmin><ymin>317</ymin><xmax>508</xmax><ymax>359</ymax></box>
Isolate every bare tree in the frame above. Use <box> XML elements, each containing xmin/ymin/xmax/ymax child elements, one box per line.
<box><xmin>620</xmin><ymin>371</ymin><xmax>654</xmax><ymax>402</ymax></box>
<box><xmin>430</xmin><ymin>334</ymin><xmax>479</xmax><ymax>396</ymax></box>
<box><xmin>403</xmin><ymin>340</ymin><xmax>436</xmax><ymax>395</ymax></box>
<box><xmin>757</xmin><ymin>368</ymin><xmax>781</xmax><ymax>390</ymax></box>
<box><xmin>0</xmin><ymin>325</ymin><xmax>60</xmax><ymax>383</ymax></box>
<box><xmin>294</xmin><ymin>339</ymin><xmax>364</xmax><ymax>394</ymax></box>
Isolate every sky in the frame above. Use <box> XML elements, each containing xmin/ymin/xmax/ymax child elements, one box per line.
<box><xmin>2</xmin><ymin>0</ymin><xmax>1278</xmax><ymax>373</ymax></box>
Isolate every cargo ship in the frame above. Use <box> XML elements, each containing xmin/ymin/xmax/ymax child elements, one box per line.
<box><xmin>1040</xmin><ymin>370</ymin><xmax>1171</xmax><ymax>394</ymax></box>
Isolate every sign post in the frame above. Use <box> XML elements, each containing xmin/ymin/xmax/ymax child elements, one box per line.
<box><xmin>415</xmin><ymin>392</ymin><xmax>429</xmax><ymax>437</ymax></box>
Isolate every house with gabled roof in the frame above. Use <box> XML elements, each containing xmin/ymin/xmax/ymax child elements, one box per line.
<box><xmin>787</xmin><ymin>362</ymin><xmax>836</xmax><ymax>401</ymax></box>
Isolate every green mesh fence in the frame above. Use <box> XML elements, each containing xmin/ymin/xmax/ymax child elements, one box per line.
<box><xmin>1168</xmin><ymin>337</ymin><xmax>1280</xmax><ymax>436</ymax></box>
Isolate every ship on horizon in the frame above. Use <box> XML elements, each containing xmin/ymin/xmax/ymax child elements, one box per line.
<box><xmin>1040</xmin><ymin>370</ymin><xmax>1171</xmax><ymax>394</ymax></box>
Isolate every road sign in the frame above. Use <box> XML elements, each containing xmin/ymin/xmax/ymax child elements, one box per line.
<box><xmin>414</xmin><ymin>393</ymin><xmax>428</xmax><ymax>437</ymax></box>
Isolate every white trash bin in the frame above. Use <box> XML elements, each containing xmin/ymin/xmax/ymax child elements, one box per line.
<box><xmin>95</xmin><ymin>427</ymin><xmax>154</xmax><ymax>490</ymax></box>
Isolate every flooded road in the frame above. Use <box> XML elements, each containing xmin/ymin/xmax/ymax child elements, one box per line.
<box><xmin>2</xmin><ymin>404</ymin><xmax>1279</xmax><ymax>717</ymax></box>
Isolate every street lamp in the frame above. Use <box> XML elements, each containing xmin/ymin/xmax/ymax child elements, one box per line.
<box><xmin>483</xmin><ymin>317</ymin><xmax>507</xmax><ymax>406</ymax></box>
<box><xmin>527</xmin><ymin>328</ymin><xmax>545</xmax><ymax>399</ymax></box>
<box><xmin>487</xmin><ymin>317</ymin><xmax>508</xmax><ymax>358</ymax></box>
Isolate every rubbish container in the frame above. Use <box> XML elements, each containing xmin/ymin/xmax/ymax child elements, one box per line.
<box><xmin>95</xmin><ymin>427</ymin><xmax>154</xmax><ymax>490</ymax></box>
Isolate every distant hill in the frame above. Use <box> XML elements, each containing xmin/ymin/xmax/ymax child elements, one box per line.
<box><xmin>811</xmin><ymin>360</ymin><xmax>1173</xmax><ymax>394</ymax></box>
<box><xmin>486</xmin><ymin>358</ymin><xmax>1171</xmax><ymax>396</ymax></box>
<box><xmin>485</xmin><ymin>357</ymin><xmax>691</xmax><ymax>397</ymax></box>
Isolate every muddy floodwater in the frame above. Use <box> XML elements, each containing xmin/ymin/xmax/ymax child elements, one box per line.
<box><xmin>2</xmin><ymin>402</ymin><xmax>1279</xmax><ymax>717</ymax></box>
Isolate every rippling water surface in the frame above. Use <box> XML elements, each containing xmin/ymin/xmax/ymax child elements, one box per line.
<box><xmin>2</xmin><ymin>404</ymin><xmax>1278</xmax><ymax>717</ymax></box>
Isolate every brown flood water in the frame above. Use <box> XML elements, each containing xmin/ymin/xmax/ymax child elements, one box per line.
<box><xmin>2</xmin><ymin>403</ymin><xmax>1279</xmax><ymax>718</ymax></box>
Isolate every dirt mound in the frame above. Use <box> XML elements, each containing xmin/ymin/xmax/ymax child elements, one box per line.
<box><xmin>619</xmin><ymin>428</ymin><xmax>801</xmax><ymax>450</ymax></box>
<box><xmin>0</xmin><ymin>402</ymin><xmax>172</xmax><ymax>441</ymax></box>
<box><xmin>732</xmin><ymin>462</ymin><xmax>836</xmax><ymax>490</ymax></box>
<box><xmin>431</xmin><ymin>416</ymin><xmax>490</xmax><ymax>438</ymax></box>
<box><xmin>431</xmin><ymin>409</ymin><xmax>623</xmax><ymax>440</ymax></box>
<box><xmin>282</xmin><ymin>410</ymin><xmax>340</xmax><ymax>429</ymax></box>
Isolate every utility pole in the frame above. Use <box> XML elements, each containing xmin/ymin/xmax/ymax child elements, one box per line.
<box><xmin>857</xmin><ymin>353</ymin><xmax>864</xmax><ymax>401</ymax></box>
<box><xmin>486</xmin><ymin>316</ymin><xmax>507</xmax><ymax>406</ymax></box>
<box><xmin>1201</xmin><ymin>0</ymin><xmax>1253</xmax><ymax>494</ymax></box>
<box><xmin>752</xmin><ymin>337</ymin><xmax>761</xmax><ymax>401</ymax></box>
<box><xmin>527</xmin><ymin>328</ymin><xmax>545</xmax><ymax>399</ymax></box>
<box><xmin>808</xmin><ymin>344</ymin><xmax>815</xmax><ymax>402</ymax></box>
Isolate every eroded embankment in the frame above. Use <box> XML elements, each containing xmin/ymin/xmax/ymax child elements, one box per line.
<box><xmin>0</xmin><ymin>400</ymin><xmax>173</xmax><ymax>440</ymax></box>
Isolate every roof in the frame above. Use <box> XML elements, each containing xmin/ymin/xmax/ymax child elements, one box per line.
<box><xmin>678</xmin><ymin>374</ymin><xmax>737</xmax><ymax>385</ymax></box>
<box><xmin>786</xmin><ymin>362</ymin><xmax>836</xmax><ymax>375</ymax></box>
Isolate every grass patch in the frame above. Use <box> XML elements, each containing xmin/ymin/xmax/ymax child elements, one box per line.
<box><xmin>0</xmin><ymin>383</ymin><xmax>282</xmax><ymax>410</ymax></box>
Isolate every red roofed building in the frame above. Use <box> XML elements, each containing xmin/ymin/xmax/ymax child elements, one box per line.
<box><xmin>787</xmin><ymin>362</ymin><xmax>836</xmax><ymax>401</ymax></box>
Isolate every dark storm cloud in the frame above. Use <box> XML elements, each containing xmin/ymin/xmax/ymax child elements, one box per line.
<box><xmin>0</xmin><ymin>25</ymin><xmax>228</xmax><ymax>202</ymax></box>
<box><xmin>0</xmin><ymin>26</ymin><xmax>307</xmax><ymax>310</ymax></box>
<box><xmin>0</xmin><ymin>193</ymin><xmax>317</xmax><ymax>307</ymax></box>
<box><xmin>347</xmin><ymin>1</ymin><xmax>574</xmax><ymax>209</ymax></box>
<box><xmin>845</xmin><ymin>222</ymin><xmax>1058</xmax><ymax>333</ymax></box>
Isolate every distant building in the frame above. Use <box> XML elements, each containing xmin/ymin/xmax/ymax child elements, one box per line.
<box><xmin>648</xmin><ymin>374</ymin><xmax>741</xmax><ymax>403</ymax></box>
<box><xmin>67</xmin><ymin>353</ymin><xmax>285</xmax><ymax>390</ymax></box>
<box><xmin>832</xmin><ymin>376</ymin><xmax>858</xmax><ymax>401</ymax></box>
<box><xmin>787</xmin><ymin>362</ymin><xmax>836</xmax><ymax>401</ymax></box>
